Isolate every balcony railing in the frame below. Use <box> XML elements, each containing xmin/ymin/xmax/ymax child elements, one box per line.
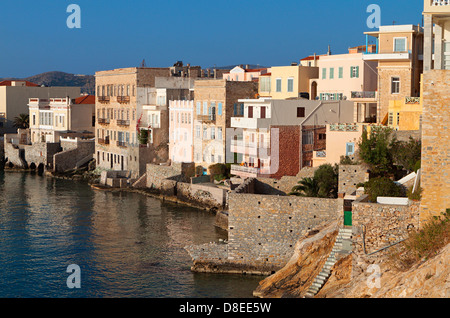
<box><xmin>405</xmin><ymin>96</ymin><xmax>421</xmax><ymax>104</ymax></box>
<box><xmin>329</xmin><ymin>123</ymin><xmax>359</xmax><ymax>132</ymax></box>
<box><xmin>98</xmin><ymin>96</ymin><xmax>110</xmax><ymax>103</ymax></box>
<box><xmin>117</xmin><ymin>119</ymin><xmax>130</xmax><ymax>126</ymax></box>
<box><xmin>351</xmin><ymin>91</ymin><xmax>376</xmax><ymax>99</ymax></box>
<box><xmin>97</xmin><ymin>118</ymin><xmax>110</xmax><ymax>124</ymax></box>
<box><xmin>431</xmin><ymin>0</ymin><xmax>450</xmax><ymax>6</ymax></box>
<box><xmin>197</xmin><ymin>114</ymin><xmax>216</xmax><ymax>123</ymax></box>
<box><xmin>230</xmin><ymin>164</ymin><xmax>271</xmax><ymax>177</ymax></box>
<box><xmin>116</xmin><ymin>141</ymin><xmax>127</xmax><ymax>148</ymax></box>
<box><xmin>98</xmin><ymin>137</ymin><xmax>110</xmax><ymax>145</ymax></box>
<box><xmin>117</xmin><ymin>96</ymin><xmax>130</xmax><ymax>103</ymax></box>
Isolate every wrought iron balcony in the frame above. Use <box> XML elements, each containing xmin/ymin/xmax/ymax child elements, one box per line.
<box><xmin>351</xmin><ymin>91</ymin><xmax>377</xmax><ymax>99</ymax></box>
<box><xmin>117</xmin><ymin>119</ymin><xmax>130</xmax><ymax>126</ymax></box>
<box><xmin>116</xmin><ymin>141</ymin><xmax>127</xmax><ymax>148</ymax></box>
<box><xmin>405</xmin><ymin>96</ymin><xmax>421</xmax><ymax>104</ymax></box>
<box><xmin>98</xmin><ymin>137</ymin><xmax>110</xmax><ymax>145</ymax></box>
<box><xmin>197</xmin><ymin>114</ymin><xmax>216</xmax><ymax>123</ymax></box>
<box><xmin>98</xmin><ymin>96</ymin><xmax>110</xmax><ymax>103</ymax></box>
<box><xmin>97</xmin><ymin>118</ymin><xmax>110</xmax><ymax>124</ymax></box>
<box><xmin>117</xmin><ymin>96</ymin><xmax>130</xmax><ymax>103</ymax></box>
<box><xmin>431</xmin><ymin>0</ymin><xmax>450</xmax><ymax>6</ymax></box>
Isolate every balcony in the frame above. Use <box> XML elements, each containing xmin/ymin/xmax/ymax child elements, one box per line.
<box><xmin>116</xmin><ymin>141</ymin><xmax>127</xmax><ymax>148</ymax></box>
<box><xmin>117</xmin><ymin>96</ymin><xmax>130</xmax><ymax>104</ymax></box>
<box><xmin>363</xmin><ymin>51</ymin><xmax>412</xmax><ymax>61</ymax></box>
<box><xmin>97</xmin><ymin>118</ymin><xmax>110</xmax><ymax>125</ymax></box>
<box><xmin>230</xmin><ymin>164</ymin><xmax>272</xmax><ymax>178</ymax></box>
<box><xmin>230</xmin><ymin>139</ymin><xmax>271</xmax><ymax>157</ymax></box>
<box><xmin>405</xmin><ymin>96</ymin><xmax>421</xmax><ymax>104</ymax></box>
<box><xmin>230</xmin><ymin>117</ymin><xmax>271</xmax><ymax>129</ymax></box>
<box><xmin>117</xmin><ymin>119</ymin><xmax>130</xmax><ymax>126</ymax></box>
<box><xmin>98</xmin><ymin>96</ymin><xmax>110</xmax><ymax>103</ymax></box>
<box><xmin>197</xmin><ymin>114</ymin><xmax>216</xmax><ymax>123</ymax></box>
<box><xmin>351</xmin><ymin>91</ymin><xmax>377</xmax><ymax>100</ymax></box>
<box><xmin>98</xmin><ymin>137</ymin><xmax>110</xmax><ymax>145</ymax></box>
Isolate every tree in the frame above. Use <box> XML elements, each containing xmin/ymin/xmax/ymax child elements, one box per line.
<box><xmin>391</xmin><ymin>137</ymin><xmax>421</xmax><ymax>173</ymax></box>
<box><xmin>13</xmin><ymin>113</ymin><xmax>29</xmax><ymax>129</ymax></box>
<box><xmin>313</xmin><ymin>163</ymin><xmax>339</xmax><ymax>198</ymax></box>
<box><xmin>357</xmin><ymin>126</ymin><xmax>396</xmax><ymax>175</ymax></box>
<box><xmin>289</xmin><ymin>177</ymin><xmax>319</xmax><ymax>197</ymax></box>
<box><xmin>364</xmin><ymin>176</ymin><xmax>404</xmax><ymax>202</ymax></box>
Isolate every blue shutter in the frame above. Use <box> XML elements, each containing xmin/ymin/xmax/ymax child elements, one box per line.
<box><xmin>218</xmin><ymin>102</ymin><xmax>223</xmax><ymax>115</ymax></box>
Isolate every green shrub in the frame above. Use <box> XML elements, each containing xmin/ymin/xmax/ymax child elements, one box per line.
<box><xmin>407</xmin><ymin>185</ymin><xmax>422</xmax><ymax>201</ymax></box>
<box><xmin>364</xmin><ymin>176</ymin><xmax>404</xmax><ymax>202</ymax></box>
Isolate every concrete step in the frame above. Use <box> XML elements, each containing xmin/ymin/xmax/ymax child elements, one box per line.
<box><xmin>312</xmin><ymin>282</ymin><xmax>323</xmax><ymax>288</ymax></box>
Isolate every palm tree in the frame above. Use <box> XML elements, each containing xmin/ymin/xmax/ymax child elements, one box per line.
<box><xmin>289</xmin><ymin>177</ymin><xmax>320</xmax><ymax>197</ymax></box>
<box><xmin>13</xmin><ymin>113</ymin><xmax>29</xmax><ymax>129</ymax></box>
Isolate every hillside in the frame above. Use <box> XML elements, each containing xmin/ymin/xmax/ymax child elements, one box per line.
<box><xmin>0</xmin><ymin>71</ymin><xmax>95</xmax><ymax>94</ymax></box>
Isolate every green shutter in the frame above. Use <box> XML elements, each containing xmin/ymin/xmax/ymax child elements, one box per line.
<box><xmin>350</xmin><ymin>67</ymin><xmax>353</xmax><ymax>78</ymax></box>
<box><xmin>356</xmin><ymin>66</ymin><xmax>359</xmax><ymax>78</ymax></box>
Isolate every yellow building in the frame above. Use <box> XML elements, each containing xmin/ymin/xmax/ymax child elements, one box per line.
<box><xmin>258</xmin><ymin>64</ymin><xmax>318</xmax><ymax>99</ymax></box>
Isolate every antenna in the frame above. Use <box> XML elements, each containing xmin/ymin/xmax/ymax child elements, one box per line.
<box><xmin>140</xmin><ymin>59</ymin><xmax>147</xmax><ymax>68</ymax></box>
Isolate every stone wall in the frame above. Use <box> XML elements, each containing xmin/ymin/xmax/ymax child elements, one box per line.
<box><xmin>420</xmin><ymin>70</ymin><xmax>450</xmax><ymax>223</ymax></box>
<box><xmin>225</xmin><ymin>193</ymin><xmax>340</xmax><ymax>272</ymax></box>
<box><xmin>351</xmin><ymin>194</ymin><xmax>420</xmax><ymax>256</ymax></box>
<box><xmin>146</xmin><ymin>162</ymin><xmax>195</xmax><ymax>189</ymax></box>
<box><xmin>53</xmin><ymin>139</ymin><xmax>95</xmax><ymax>173</ymax></box>
<box><xmin>4</xmin><ymin>139</ymin><xmax>62</xmax><ymax>169</ymax></box>
<box><xmin>177</xmin><ymin>182</ymin><xmax>227</xmax><ymax>208</ymax></box>
<box><xmin>338</xmin><ymin>164</ymin><xmax>369</xmax><ymax>196</ymax></box>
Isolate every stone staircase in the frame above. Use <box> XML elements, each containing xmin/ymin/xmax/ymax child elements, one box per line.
<box><xmin>304</xmin><ymin>227</ymin><xmax>353</xmax><ymax>298</ymax></box>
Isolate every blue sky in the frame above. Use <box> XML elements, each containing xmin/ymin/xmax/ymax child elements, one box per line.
<box><xmin>0</xmin><ymin>0</ymin><xmax>424</xmax><ymax>78</ymax></box>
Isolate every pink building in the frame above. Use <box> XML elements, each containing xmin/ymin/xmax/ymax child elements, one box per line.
<box><xmin>169</xmin><ymin>100</ymin><xmax>194</xmax><ymax>163</ymax></box>
<box><xmin>223</xmin><ymin>65</ymin><xmax>268</xmax><ymax>82</ymax></box>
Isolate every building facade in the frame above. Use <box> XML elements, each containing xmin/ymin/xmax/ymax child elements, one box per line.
<box><xmin>28</xmin><ymin>95</ymin><xmax>95</xmax><ymax>143</ymax></box>
<box><xmin>169</xmin><ymin>99</ymin><xmax>194</xmax><ymax>163</ymax></box>
<box><xmin>0</xmin><ymin>80</ymin><xmax>81</xmax><ymax>135</ymax></box>
<box><xmin>258</xmin><ymin>64</ymin><xmax>319</xmax><ymax>100</ymax></box>
<box><xmin>363</xmin><ymin>24</ymin><xmax>424</xmax><ymax>124</ymax></box>
<box><xmin>192</xmin><ymin>79</ymin><xmax>258</xmax><ymax>174</ymax></box>
<box><xmin>222</xmin><ymin>66</ymin><xmax>268</xmax><ymax>82</ymax></box>
<box><xmin>229</xmin><ymin>99</ymin><xmax>355</xmax><ymax>179</ymax></box>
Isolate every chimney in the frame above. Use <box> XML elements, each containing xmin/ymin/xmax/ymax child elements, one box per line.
<box><xmin>327</xmin><ymin>45</ymin><xmax>331</xmax><ymax>55</ymax></box>
<box><xmin>245</xmin><ymin>64</ymin><xmax>249</xmax><ymax>69</ymax></box>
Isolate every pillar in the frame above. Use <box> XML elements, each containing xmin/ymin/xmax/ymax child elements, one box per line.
<box><xmin>423</xmin><ymin>14</ymin><xmax>434</xmax><ymax>72</ymax></box>
<box><xmin>434</xmin><ymin>22</ymin><xmax>443</xmax><ymax>70</ymax></box>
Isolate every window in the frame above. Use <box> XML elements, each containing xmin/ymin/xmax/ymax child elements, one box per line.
<box><xmin>276</xmin><ymin>78</ymin><xmax>282</xmax><ymax>92</ymax></box>
<box><xmin>319</xmin><ymin>133</ymin><xmax>326</xmax><ymax>140</ymax></box>
<box><xmin>346</xmin><ymin>142</ymin><xmax>355</xmax><ymax>156</ymax></box>
<box><xmin>218</xmin><ymin>102</ymin><xmax>223</xmax><ymax>116</ymax></box>
<box><xmin>287</xmin><ymin>78</ymin><xmax>294</xmax><ymax>92</ymax></box>
<box><xmin>211</xmin><ymin>127</ymin><xmax>215</xmax><ymax>139</ymax></box>
<box><xmin>196</xmin><ymin>102</ymin><xmax>201</xmax><ymax>115</ymax></box>
<box><xmin>391</xmin><ymin>77</ymin><xmax>400</xmax><ymax>94</ymax></box>
<box><xmin>297</xmin><ymin>107</ymin><xmax>305</xmax><ymax>117</ymax></box>
<box><xmin>338</xmin><ymin>67</ymin><xmax>343</xmax><ymax>79</ymax></box>
<box><xmin>203</xmin><ymin>126</ymin><xmax>207</xmax><ymax>139</ymax></box>
<box><xmin>248</xmin><ymin>106</ymin><xmax>253</xmax><ymax>118</ymax></box>
<box><xmin>329</xmin><ymin>68</ymin><xmax>334</xmax><ymax>79</ymax></box>
<box><xmin>260</xmin><ymin>77</ymin><xmax>271</xmax><ymax>92</ymax></box>
<box><xmin>394</xmin><ymin>37</ymin><xmax>407</xmax><ymax>52</ymax></box>
<box><xmin>203</xmin><ymin>102</ymin><xmax>208</xmax><ymax>115</ymax></box>
<box><xmin>302</xmin><ymin>130</ymin><xmax>313</xmax><ymax>144</ymax></box>
<box><xmin>350</xmin><ymin>66</ymin><xmax>359</xmax><ymax>78</ymax></box>
<box><xmin>217</xmin><ymin>127</ymin><xmax>222</xmax><ymax>140</ymax></box>
<box><xmin>322</xmin><ymin>68</ymin><xmax>327</xmax><ymax>79</ymax></box>
<box><xmin>195</xmin><ymin>125</ymin><xmax>200</xmax><ymax>138</ymax></box>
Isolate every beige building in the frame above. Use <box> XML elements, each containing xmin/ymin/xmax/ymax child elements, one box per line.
<box><xmin>258</xmin><ymin>64</ymin><xmax>318</xmax><ymax>100</ymax></box>
<box><xmin>95</xmin><ymin>67</ymin><xmax>197</xmax><ymax>178</ymax></box>
<box><xmin>193</xmin><ymin>79</ymin><xmax>258</xmax><ymax>174</ymax></box>
<box><xmin>28</xmin><ymin>95</ymin><xmax>95</xmax><ymax>143</ymax></box>
<box><xmin>0</xmin><ymin>80</ymin><xmax>81</xmax><ymax>135</ymax></box>
<box><xmin>363</xmin><ymin>24</ymin><xmax>424</xmax><ymax>124</ymax></box>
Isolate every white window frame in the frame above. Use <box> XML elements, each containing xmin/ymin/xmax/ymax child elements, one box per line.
<box><xmin>393</xmin><ymin>37</ymin><xmax>407</xmax><ymax>53</ymax></box>
<box><xmin>391</xmin><ymin>76</ymin><xmax>400</xmax><ymax>94</ymax></box>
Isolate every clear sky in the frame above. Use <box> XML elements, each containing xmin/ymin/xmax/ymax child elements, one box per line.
<box><xmin>0</xmin><ymin>0</ymin><xmax>424</xmax><ymax>78</ymax></box>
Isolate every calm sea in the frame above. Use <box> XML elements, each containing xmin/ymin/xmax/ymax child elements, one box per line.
<box><xmin>0</xmin><ymin>171</ymin><xmax>262</xmax><ymax>298</ymax></box>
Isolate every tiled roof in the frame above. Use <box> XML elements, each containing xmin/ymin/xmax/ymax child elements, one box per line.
<box><xmin>74</xmin><ymin>95</ymin><xmax>95</xmax><ymax>104</ymax></box>
<box><xmin>0</xmin><ymin>80</ymin><xmax>40</xmax><ymax>87</ymax></box>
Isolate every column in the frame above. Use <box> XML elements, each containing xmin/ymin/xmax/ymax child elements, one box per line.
<box><xmin>423</xmin><ymin>14</ymin><xmax>434</xmax><ymax>72</ymax></box>
<box><xmin>434</xmin><ymin>22</ymin><xmax>443</xmax><ymax>70</ymax></box>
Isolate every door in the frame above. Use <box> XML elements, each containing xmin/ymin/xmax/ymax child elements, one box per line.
<box><xmin>260</xmin><ymin>106</ymin><xmax>266</xmax><ymax>119</ymax></box>
<box><xmin>248</xmin><ymin>106</ymin><xmax>253</xmax><ymax>118</ymax></box>
<box><xmin>343</xmin><ymin>199</ymin><xmax>352</xmax><ymax>226</ymax></box>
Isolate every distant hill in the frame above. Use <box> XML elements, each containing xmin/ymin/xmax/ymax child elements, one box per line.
<box><xmin>0</xmin><ymin>71</ymin><xmax>95</xmax><ymax>95</ymax></box>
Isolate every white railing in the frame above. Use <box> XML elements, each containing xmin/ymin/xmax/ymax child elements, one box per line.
<box><xmin>432</xmin><ymin>0</ymin><xmax>450</xmax><ymax>6</ymax></box>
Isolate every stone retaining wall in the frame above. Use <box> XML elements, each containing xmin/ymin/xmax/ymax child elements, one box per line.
<box><xmin>351</xmin><ymin>194</ymin><xmax>420</xmax><ymax>256</ymax></box>
<box><xmin>185</xmin><ymin>193</ymin><xmax>341</xmax><ymax>274</ymax></box>
<box><xmin>53</xmin><ymin>139</ymin><xmax>94</xmax><ymax>172</ymax></box>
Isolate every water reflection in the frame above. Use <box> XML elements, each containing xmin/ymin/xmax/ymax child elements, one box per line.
<box><xmin>0</xmin><ymin>172</ymin><xmax>261</xmax><ymax>298</ymax></box>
